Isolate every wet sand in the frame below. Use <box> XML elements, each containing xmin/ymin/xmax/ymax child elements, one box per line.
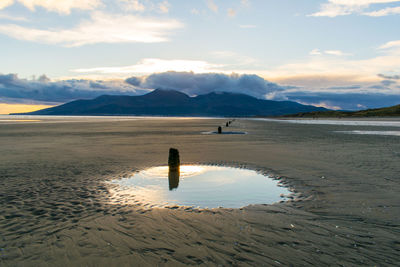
<box><xmin>0</xmin><ymin>116</ymin><xmax>399</xmax><ymax>266</ymax></box>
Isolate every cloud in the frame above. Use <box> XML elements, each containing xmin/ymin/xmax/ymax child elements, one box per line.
<box><xmin>0</xmin><ymin>0</ymin><xmax>14</xmax><ymax>10</ymax></box>
<box><xmin>125</xmin><ymin>76</ymin><xmax>142</xmax><ymax>86</ymax></box>
<box><xmin>379</xmin><ymin>40</ymin><xmax>400</xmax><ymax>49</ymax></box>
<box><xmin>206</xmin><ymin>0</ymin><xmax>218</xmax><ymax>13</ymax></box>
<box><xmin>0</xmin><ymin>0</ymin><xmax>101</xmax><ymax>14</ymax></box>
<box><xmin>263</xmin><ymin>40</ymin><xmax>400</xmax><ymax>85</ymax></box>
<box><xmin>137</xmin><ymin>71</ymin><xmax>285</xmax><ymax>99</ymax></box>
<box><xmin>118</xmin><ymin>0</ymin><xmax>145</xmax><ymax>12</ymax></box>
<box><xmin>158</xmin><ymin>1</ymin><xmax>170</xmax><ymax>13</ymax></box>
<box><xmin>309</xmin><ymin>49</ymin><xmax>322</xmax><ymax>55</ymax></box>
<box><xmin>297</xmin><ymin>101</ymin><xmax>342</xmax><ymax>110</ymax></box>
<box><xmin>227</xmin><ymin>8</ymin><xmax>236</xmax><ymax>17</ymax></box>
<box><xmin>0</xmin><ymin>12</ymin><xmax>183</xmax><ymax>46</ymax></box>
<box><xmin>0</xmin><ymin>12</ymin><xmax>28</xmax><ymax>21</ymax></box>
<box><xmin>310</xmin><ymin>0</ymin><xmax>400</xmax><ymax>17</ymax></box>
<box><xmin>135</xmin><ymin>72</ymin><xmax>400</xmax><ymax>110</ymax></box>
<box><xmin>241</xmin><ymin>0</ymin><xmax>250</xmax><ymax>7</ymax></box>
<box><xmin>72</xmin><ymin>54</ymin><xmax>262</xmax><ymax>78</ymax></box>
<box><xmin>210</xmin><ymin>51</ymin><xmax>258</xmax><ymax>67</ymax></box>
<box><xmin>0</xmin><ymin>71</ymin><xmax>285</xmax><ymax>104</ymax></box>
<box><xmin>283</xmin><ymin>91</ymin><xmax>400</xmax><ymax>110</ymax></box>
<box><xmin>191</xmin><ymin>8</ymin><xmax>200</xmax><ymax>14</ymax></box>
<box><xmin>378</xmin><ymin>73</ymin><xmax>400</xmax><ymax>79</ymax></box>
<box><xmin>72</xmin><ymin>58</ymin><xmax>225</xmax><ymax>75</ymax></box>
<box><xmin>324</xmin><ymin>50</ymin><xmax>350</xmax><ymax>56</ymax></box>
<box><xmin>1</xmin><ymin>71</ymin><xmax>399</xmax><ymax>111</ymax></box>
<box><xmin>0</xmin><ymin>73</ymin><xmax>149</xmax><ymax>103</ymax></box>
<box><xmin>364</xmin><ymin>6</ymin><xmax>400</xmax><ymax>16</ymax></box>
<box><xmin>381</xmin><ymin>79</ymin><xmax>397</xmax><ymax>86</ymax></box>
<box><xmin>239</xmin><ymin>24</ymin><xmax>256</xmax><ymax>28</ymax></box>
<box><xmin>327</xmin><ymin>85</ymin><xmax>362</xmax><ymax>90</ymax></box>
<box><xmin>310</xmin><ymin>49</ymin><xmax>350</xmax><ymax>56</ymax></box>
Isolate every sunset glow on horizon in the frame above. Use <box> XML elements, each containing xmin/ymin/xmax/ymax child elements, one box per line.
<box><xmin>0</xmin><ymin>103</ymin><xmax>54</xmax><ymax>115</ymax></box>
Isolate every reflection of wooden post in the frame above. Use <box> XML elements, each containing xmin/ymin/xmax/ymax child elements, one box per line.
<box><xmin>218</xmin><ymin>126</ymin><xmax>222</xmax><ymax>134</ymax></box>
<box><xmin>168</xmin><ymin>168</ymin><xmax>179</xmax><ymax>190</ymax></box>
<box><xmin>168</xmin><ymin>148</ymin><xmax>180</xmax><ymax>190</ymax></box>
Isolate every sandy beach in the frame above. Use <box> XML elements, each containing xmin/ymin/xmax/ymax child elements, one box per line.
<box><xmin>0</xmin><ymin>116</ymin><xmax>399</xmax><ymax>266</ymax></box>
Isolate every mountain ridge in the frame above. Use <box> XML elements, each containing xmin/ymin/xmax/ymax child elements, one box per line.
<box><xmin>281</xmin><ymin>104</ymin><xmax>400</xmax><ymax>118</ymax></box>
<box><xmin>13</xmin><ymin>89</ymin><xmax>327</xmax><ymax>116</ymax></box>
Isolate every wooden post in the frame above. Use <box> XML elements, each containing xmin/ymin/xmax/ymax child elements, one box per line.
<box><xmin>168</xmin><ymin>148</ymin><xmax>180</xmax><ymax>170</ymax></box>
<box><xmin>168</xmin><ymin>148</ymin><xmax>180</xmax><ymax>190</ymax></box>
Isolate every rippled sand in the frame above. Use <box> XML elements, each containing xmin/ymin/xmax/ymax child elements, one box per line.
<box><xmin>0</xmin><ymin>116</ymin><xmax>399</xmax><ymax>266</ymax></box>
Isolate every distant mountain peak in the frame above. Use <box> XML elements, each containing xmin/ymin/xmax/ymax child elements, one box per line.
<box><xmin>149</xmin><ymin>88</ymin><xmax>188</xmax><ymax>95</ymax></box>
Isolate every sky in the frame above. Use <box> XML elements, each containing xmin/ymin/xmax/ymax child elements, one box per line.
<box><xmin>0</xmin><ymin>0</ymin><xmax>400</xmax><ymax>113</ymax></box>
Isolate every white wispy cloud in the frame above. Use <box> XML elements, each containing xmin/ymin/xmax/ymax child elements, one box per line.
<box><xmin>0</xmin><ymin>12</ymin><xmax>28</xmax><ymax>21</ymax></box>
<box><xmin>227</xmin><ymin>8</ymin><xmax>236</xmax><ymax>17</ymax></box>
<box><xmin>309</xmin><ymin>49</ymin><xmax>322</xmax><ymax>55</ymax></box>
<box><xmin>297</xmin><ymin>101</ymin><xmax>342</xmax><ymax>110</ymax></box>
<box><xmin>191</xmin><ymin>8</ymin><xmax>200</xmax><ymax>14</ymax></box>
<box><xmin>324</xmin><ymin>50</ymin><xmax>350</xmax><ymax>56</ymax></box>
<box><xmin>239</xmin><ymin>24</ymin><xmax>256</xmax><ymax>28</ymax></box>
<box><xmin>72</xmin><ymin>58</ymin><xmax>225</xmax><ymax>75</ymax></box>
<box><xmin>211</xmin><ymin>50</ymin><xmax>258</xmax><ymax>67</ymax></box>
<box><xmin>364</xmin><ymin>6</ymin><xmax>400</xmax><ymax>16</ymax></box>
<box><xmin>379</xmin><ymin>40</ymin><xmax>400</xmax><ymax>49</ymax></box>
<box><xmin>309</xmin><ymin>49</ymin><xmax>350</xmax><ymax>56</ymax></box>
<box><xmin>310</xmin><ymin>0</ymin><xmax>400</xmax><ymax>17</ymax></box>
<box><xmin>262</xmin><ymin>40</ymin><xmax>400</xmax><ymax>91</ymax></box>
<box><xmin>206</xmin><ymin>0</ymin><xmax>218</xmax><ymax>13</ymax></box>
<box><xmin>118</xmin><ymin>0</ymin><xmax>145</xmax><ymax>12</ymax></box>
<box><xmin>0</xmin><ymin>0</ymin><xmax>14</xmax><ymax>10</ymax></box>
<box><xmin>241</xmin><ymin>0</ymin><xmax>250</xmax><ymax>7</ymax></box>
<box><xmin>0</xmin><ymin>12</ymin><xmax>183</xmax><ymax>46</ymax></box>
<box><xmin>158</xmin><ymin>0</ymin><xmax>170</xmax><ymax>13</ymax></box>
<box><xmin>0</xmin><ymin>0</ymin><xmax>101</xmax><ymax>14</ymax></box>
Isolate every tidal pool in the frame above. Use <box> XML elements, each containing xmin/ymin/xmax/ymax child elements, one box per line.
<box><xmin>335</xmin><ymin>130</ymin><xmax>400</xmax><ymax>136</ymax></box>
<box><xmin>110</xmin><ymin>165</ymin><xmax>291</xmax><ymax>209</ymax></box>
<box><xmin>252</xmin><ymin>118</ymin><xmax>400</xmax><ymax>127</ymax></box>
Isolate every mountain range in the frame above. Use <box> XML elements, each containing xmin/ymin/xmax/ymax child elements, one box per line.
<box><xmin>15</xmin><ymin>89</ymin><xmax>327</xmax><ymax>116</ymax></box>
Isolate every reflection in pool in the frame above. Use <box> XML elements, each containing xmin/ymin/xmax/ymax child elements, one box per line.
<box><xmin>110</xmin><ymin>165</ymin><xmax>291</xmax><ymax>209</ymax></box>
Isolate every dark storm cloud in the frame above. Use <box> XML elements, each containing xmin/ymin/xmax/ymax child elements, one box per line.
<box><xmin>0</xmin><ymin>73</ymin><xmax>148</xmax><ymax>103</ymax></box>
<box><xmin>125</xmin><ymin>77</ymin><xmax>142</xmax><ymax>86</ymax></box>
<box><xmin>140</xmin><ymin>71</ymin><xmax>284</xmax><ymax>98</ymax></box>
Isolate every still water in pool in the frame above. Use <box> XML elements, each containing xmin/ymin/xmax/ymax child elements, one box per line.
<box><xmin>110</xmin><ymin>165</ymin><xmax>291</xmax><ymax>209</ymax></box>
